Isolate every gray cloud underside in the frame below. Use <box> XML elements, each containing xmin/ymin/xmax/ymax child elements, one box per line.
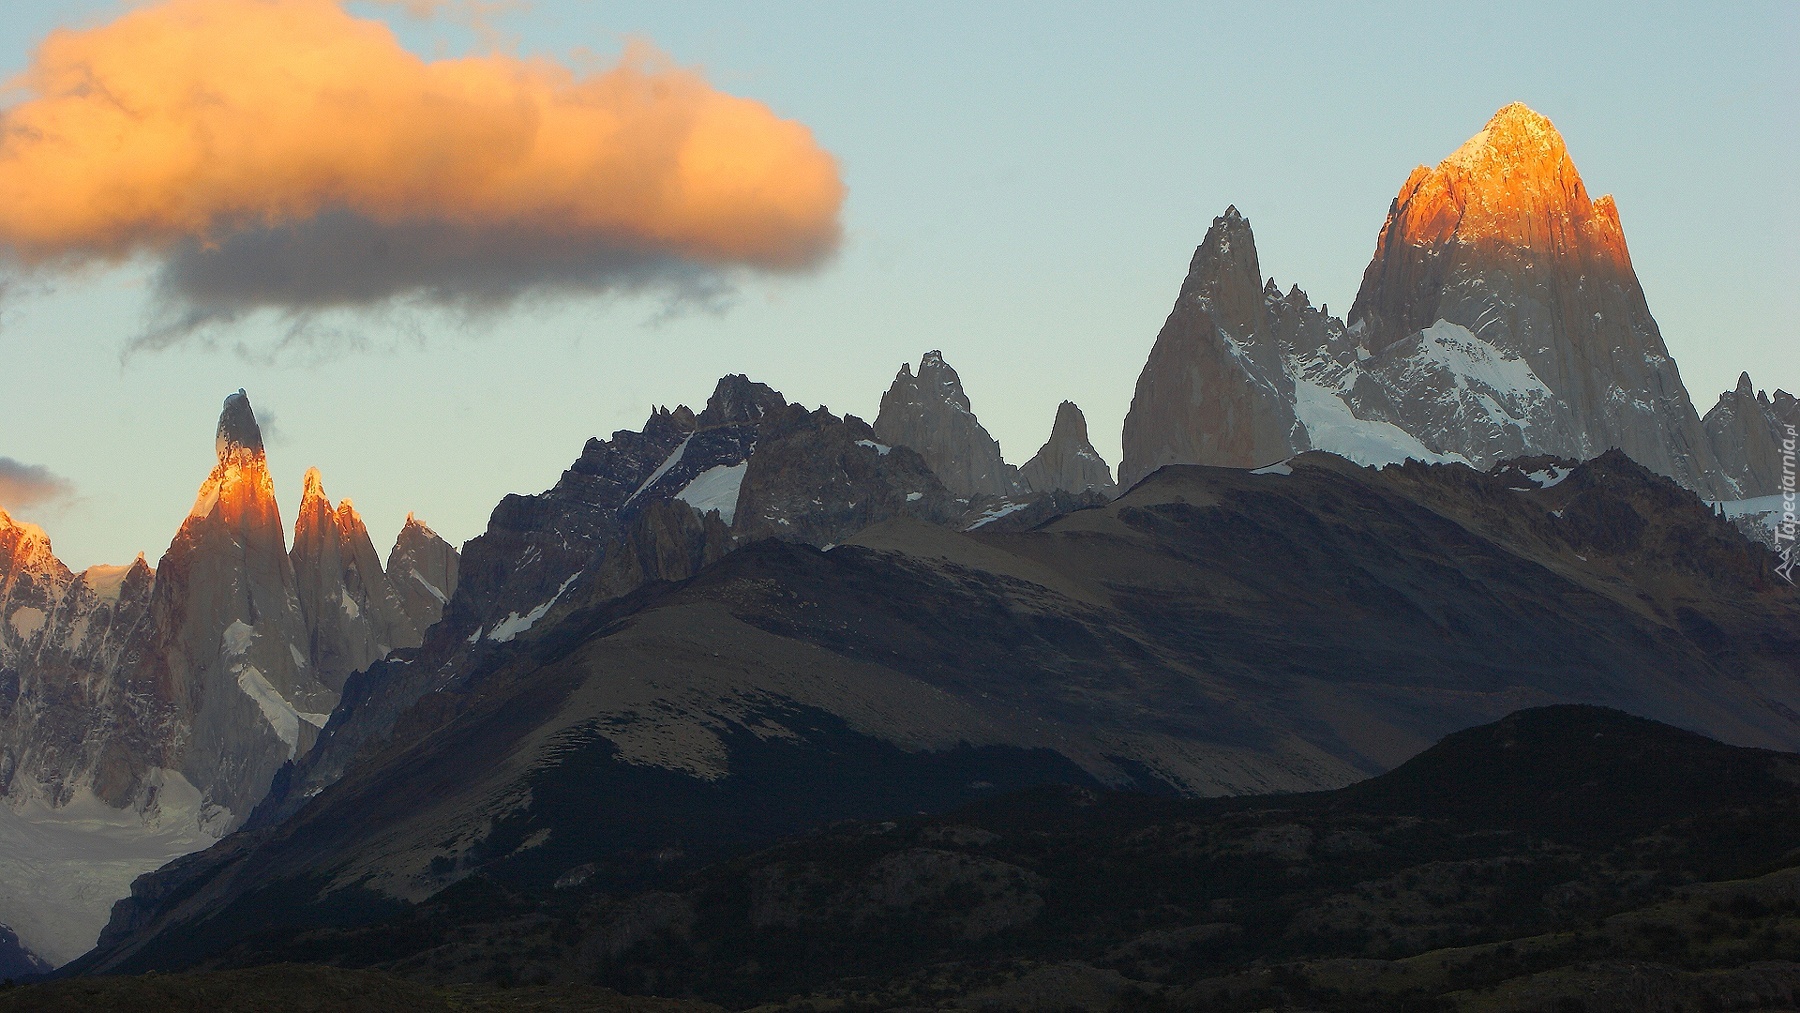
<box><xmin>132</xmin><ymin>208</ymin><xmax>737</xmax><ymax>351</ymax></box>
<box><xmin>0</xmin><ymin>457</ymin><xmax>75</xmax><ymax>510</ymax></box>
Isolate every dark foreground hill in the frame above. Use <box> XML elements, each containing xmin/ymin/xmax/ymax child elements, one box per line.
<box><xmin>0</xmin><ymin>963</ymin><xmax>719</xmax><ymax>1012</ymax></box>
<box><xmin>69</xmin><ymin>451</ymin><xmax>1800</xmax><ymax>985</ymax></box>
<box><xmin>22</xmin><ymin>706</ymin><xmax>1800</xmax><ymax>1011</ymax></box>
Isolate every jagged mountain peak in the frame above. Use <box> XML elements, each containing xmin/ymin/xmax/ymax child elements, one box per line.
<box><xmin>1051</xmin><ymin>400</ymin><xmax>1089</xmax><ymax>444</ymax></box>
<box><xmin>301</xmin><ymin>466</ymin><xmax>326</xmax><ymax>501</ymax></box>
<box><xmin>1333</xmin><ymin>104</ymin><xmax>1722</xmax><ymax>495</ymax></box>
<box><xmin>913</xmin><ymin>350</ymin><xmax>972</xmax><ymax>413</ymax></box>
<box><xmin>294</xmin><ymin>467</ymin><xmax>361</xmax><ymax>541</ymax></box>
<box><xmin>1022</xmin><ymin>401</ymin><xmax>1115</xmax><ymax>496</ymax></box>
<box><xmin>1703</xmin><ymin>370</ymin><xmax>1796</xmax><ymax>499</ymax></box>
<box><xmin>1361</xmin><ymin>101</ymin><xmax>1629</xmax><ymax>280</ymax></box>
<box><xmin>0</xmin><ymin>506</ymin><xmax>53</xmax><ymax>552</ymax></box>
<box><xmin>188</xmin><ymin>391</ymin><xmax>281</xmax><ymax>525</ymax></box>
<box><xmin>698</xmin><ymin>373</ymin><xmax>788</xmax><ymax>427</ymax></box>
<box><xmin>875</xmin><ymin>351</ymin><xmax>1017</xmax><ymax>498</ymax></box>
<box><xmin>1180</xmin><ymin>206</ymin><xmax>1265</xmax><ymax>342</ymax></box>
<box><xmin>1119</xmin><ymin>205</ymin><xmax>1303</xmax><ymax>483</ymax></box>
<box><xmin>214</xmin><ymin>388</ymin><xmax>264</xmax><ymax>466</ymax></box>
<box><xmin>399</xmin><ymin>512</ymin><xmax>436</xmax><ymax>538</ymax></box>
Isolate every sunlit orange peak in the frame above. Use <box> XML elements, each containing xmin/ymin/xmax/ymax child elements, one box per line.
<box><xmin>1442</xmin><ymin>102</ymin><xmax>1567</xmax><ymax>173</ymax></box>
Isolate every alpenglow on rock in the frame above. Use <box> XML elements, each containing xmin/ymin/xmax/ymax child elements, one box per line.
<box><xmin>1021</xmin><ymin>401</ymin><xmax>1116</xmax><ymax>496</ymax></box>
<box><xmin>1340</xmin><ymin>103</ymin><xmax>1724</xmax><ymax>493</ymax></box>
<box><xmin>875</xmin><ymin>351</ymin><xmax>1021</xmax><ymax>499</ymax></box>
<box><xmin>1122</xmin><ymin>104</ymin><xmax>1747</xmax><ymax>501</ymax></box>
<box><xmin>291</xmin><ymin>469</ymin><xmax>420</xmax><ymax>692</ymax></box>
<box><xmin>1119</xmin><ymin>206</ymin><xmax>1307</xmax><ymax>487</ymax></box>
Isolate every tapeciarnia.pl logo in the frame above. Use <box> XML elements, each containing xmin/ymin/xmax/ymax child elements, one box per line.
<box><xmin>1777</xmin><ymin>423</ymin><xmax>1797</xmax><ymax>585</ymax></box>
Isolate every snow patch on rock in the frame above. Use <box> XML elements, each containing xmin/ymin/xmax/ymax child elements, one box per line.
<box><xmin>8</xmin><ymin>607</ymin><xmax>45</xmax><ymax>641</ymax></box>
<box><xmin>625</xmin><ymin>435</ymin><xmax>693</xmax><ymax>507</ymax></box>
<box><xmin>489</xmin><ymin>572</ymin><xmax>581</xmax><ymax>644</ymax></box>
<box><xmin>675</xmin><ymin>462</ymin><xmax>749</xmax><ymax>524</ymax></box>
<box><xmin>1292</xmin><ymin>379</ymin><xmax>1469</xmax><ymax>468</ymax></box>
<box><xmin>79</xmin><ymin>563</ymin><xmax>135</xmax><ymax>602</ymax></box>
<box><xmin>237</xmin><ymin>666</ymin><xmax>302</xmax><ymax>755</ymax></box>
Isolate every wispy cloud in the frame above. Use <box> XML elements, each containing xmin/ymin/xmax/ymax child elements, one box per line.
<box><xmin>0</xmin><ymin>458</ymin><xmax>76</xmax><ymax>513</ymax></box>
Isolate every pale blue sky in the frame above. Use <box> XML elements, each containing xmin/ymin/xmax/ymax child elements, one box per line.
<box><xmin>3</xmin><ymin>1</ymin><xmax>1796</xmax><ymax>568</ymax></box>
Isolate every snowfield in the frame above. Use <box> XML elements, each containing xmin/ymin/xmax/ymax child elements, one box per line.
<box><xmin>0</xmin><ymin>772</ymin><xmax>228</xmax><ymax>966</ymax></box>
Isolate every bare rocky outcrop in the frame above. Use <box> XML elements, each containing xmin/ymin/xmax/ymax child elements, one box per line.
<box><xmin>1118</xmin><ymin>207</ymin><xmax>1307</xmax><ymax>488</ymax></box>
<box><xmin>591</xmin><ymin>500</ymin><xmax>734</xmax><ymax>601</ymax></box>
<box><xmin>734</xmin><ymin>403</ymin><xmax>958</xmax><ymax>545</ymax></box>
<box><xmin>875</xmin><ymin>351</ymin><xmax>1021</xmax><ymax>499</ymax></box>
<box><xmin>1021</xmin><ymin>401</ymin><xmax>1116</xmax><ymax>496</ymax></box>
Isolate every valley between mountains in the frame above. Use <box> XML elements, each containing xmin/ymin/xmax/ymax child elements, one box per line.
<box><xmin>1</xmin><ymin>102</ymin><xmax>1796</xmax><ymax>1013</ymax></box>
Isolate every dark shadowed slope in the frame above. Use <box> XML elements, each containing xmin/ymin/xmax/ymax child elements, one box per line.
<box><xmin>71</xmin><ymin>450</ymin><xmax>1800</xmax><ymax>977</ymax></box>
<box><xmin>41</xmin><ymin>706</ymin><xmax>1800</xmax><ymax>1012</ymax></box>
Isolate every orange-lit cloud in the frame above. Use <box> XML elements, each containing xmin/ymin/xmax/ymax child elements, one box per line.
<box><xmin>0</xmin><ymin>0</ymin><xmax>845</xmax><ymax>343</ymax></box>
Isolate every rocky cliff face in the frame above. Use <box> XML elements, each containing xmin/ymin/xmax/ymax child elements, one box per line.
<box><xmin>1118</xmin><ymin>208</ymin><xmax>1307</xmax><ymax>487</ymax></box>
<box><xmin>139</xmin><ymin>391</ymin><xmax>332</xmax><ymax>817</ymax></box>
<box><xmin>260</xmin><ymin>374</ymin><xmax>962</xmax><ymax>830</ymax></box>
<box><xmin>1704</xmin><ymin>373</ymin><xmax>1797</xmax><ymax>500</ymax></box>
<box><xmin>875</xmin><ymin>352</ymin><xmax>1021</xmax><ymax>499</ymax></box>
<box><xmin>1342</xmin><ymin>103</ymin><xmax>1723</xmax><ymax>493</ymax></box>
<box><xmin>385</xmin><ymin>515</ymin><xmax>459</xmax><ymax>634</ymax></box>
<box><xmin>290</xmin><ymin>470</ymin><xmax>418</xmax><ymax>692</ymax></box>
<box><xmin>0</xmin><ymin>512</ymin><xmax>157</xmax><ymax>807</ymax></box>
<box><xmin>1021</xmin><ymin>401</ymin><xmax>1115</xmax><ymax>496</ymax></box>
<box><xmin>734</xmin><ymin>402</ymin><xmax>959</xmax><ymax>545</ymax></box>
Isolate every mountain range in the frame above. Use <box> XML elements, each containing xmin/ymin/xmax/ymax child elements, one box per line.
<box><xmin>0</xmin><ymin>102</ymin><xmax>1794</xmax><ymax>991</ymax></box>
<box><xmin>0</xmin><ymin>391</ymin><xmax>458</xmax><ymax>966</ymax></box>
